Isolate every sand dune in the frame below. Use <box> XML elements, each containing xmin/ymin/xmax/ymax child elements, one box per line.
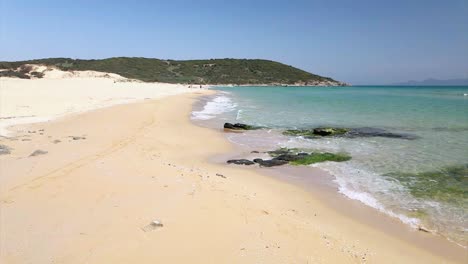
<box><xmin>0</xmin><ymin>67</ymin><xmax>196</xmax><ymax>136</ymax></box>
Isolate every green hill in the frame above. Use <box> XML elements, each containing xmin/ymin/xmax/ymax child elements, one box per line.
<box><xmin>0</xmin><ymin>57</ymin><xmax>345</xmax><ymax>85</ymax></box>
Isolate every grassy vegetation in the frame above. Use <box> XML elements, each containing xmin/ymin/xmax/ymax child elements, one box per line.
<box><xmin>0</xmin><ymin>57</ymin><xmax>341</xmax><ymax>85</ymax></box>
<box><xmin>290</xmin><ymin>152</ymin><xmax>352</xmax><ymax>165</ymax></box>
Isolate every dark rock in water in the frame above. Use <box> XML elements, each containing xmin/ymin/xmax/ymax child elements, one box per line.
<box><xmin>255</xmin><ymin>159</ymin><xmax>289</xmax><ymax>167</ymax></box>
<box><xmin>282</xmin><ymin>129</ymin><xmax>316</xmax><ymax>138</ymax></box>
<box><xmin>313</xmin><ymin>127</ymin><xmax>349</xmax><ymax>136</ymax></box>
<box><xmin>227</xmin><ymin>159</ymin><xmax>255</xmax><ymax>165</ymax></box>
<box><xmin>267</xmin><ymin>148</ymin><xmax>297</xmax><ymax>157</ymax></box>
<box><xmin>0</xmin><ymin>144</ymin><xmax>11</xmax><ymax>155</ymax></box>
<box><xmin>274</xmin><ymin>154</ymin><xmax>307</xmax><ymax>162</ymax></box>
<box><xmin>29</xmin><ymin>149</ymin><xmax>48</xmax><ymax>157</ymax></box>
<box><xmin>224</xmin><ymin>123</ymin><xmax>258</xmax><ymax>130</ymax></box>
<box><xmin>283</xmin><ymin>128</ymin><xmax>348</xmax><ymax>137</ymax></box>
<box><xmin>283</xmin><ymin>127</ymin><xmax>418</xmax><ymax>140</ymax></box>
<box><xmin>347</xmin><ymin>127</ymin><xmax>419</xmax><ymax>140</ymax></box>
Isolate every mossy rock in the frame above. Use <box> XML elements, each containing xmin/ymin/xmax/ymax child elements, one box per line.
<box><xmin>267</xmin><ymin>148</ymin><xmax>351</xmax><ymax>165</ymax></box>
<box><xmin>267</xmin><ymin>148</ymin><xmax>303</xmax><ymax>157</ymax></box>
<box><xmin>283</xmin><ymin>129</ymin><xmax>317</xmax><ymax>138</ymax></box>
<box><xmin>282</xmin><ymin>127</ymin><xmax>349</xmax><ymax>138</ymax></box>
<box><xmin>290</xmin><ymin>152</ymin><xmax>351</xmax><ymax>165</ymax></box>
<box><xmin>386</xmin><ymin>164</ymin><xmax>468</xmax><ymax>204</ymax></box>
<box><xmin>313</xmin><ymin>127</ymin><xmax>349</xmax><ymax>136</ymax></box>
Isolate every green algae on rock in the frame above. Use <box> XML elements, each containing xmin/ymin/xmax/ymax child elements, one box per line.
<box><xmin>289</xmin><ymin>152</ymin><xmax>352</xmax><ymax>165</ymax></box>
<box><xmin>282</xmin><ymin>128</ymin><xmax>349</xmax><ymax>138</ymax></box>
<box><xmin>386</xmin><ymin>164</ymin><xmax>468</xmax><ymax>205</ymax></box>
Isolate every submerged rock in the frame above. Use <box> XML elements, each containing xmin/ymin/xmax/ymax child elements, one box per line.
<box><xmin>283</xmin><ymin>127</ymin><xmax>418</xmax><ymax>140</ymax></box>
<box><xmin>347</xmin><ymin>127</ymin><xmax>419</xmax><ymax>140</ymax></box>
<box><xmin>224</xmin><ymin>123</ymin><xmax>258</xmax><ymax>130</ymax></box>
<box><xmin>227</xmin><ymin>159</ymin><xmax>255</xmax><ymax>165</ymax></box>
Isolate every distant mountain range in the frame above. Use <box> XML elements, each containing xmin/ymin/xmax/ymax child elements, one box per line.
<box><xmin>392</xmin><ymin>78</ymin><xmax>468</xmax><ymax>86</ymax></box>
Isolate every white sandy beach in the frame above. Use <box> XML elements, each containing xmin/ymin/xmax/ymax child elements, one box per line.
<box><xmin>0</xmin><ymin>67</ymin><xmax>196</xmax><ymax>135</ymax></box>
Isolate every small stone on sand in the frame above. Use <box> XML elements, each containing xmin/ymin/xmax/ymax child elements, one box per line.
<box><xmin>29</xmin><ymin>150</ymin><xmax>48</xmax><ymax>157</ymax></box>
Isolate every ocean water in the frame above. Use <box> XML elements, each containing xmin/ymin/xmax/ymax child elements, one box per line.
<box><xmin>192</xmin><ymin>86</ymin><xmax>468</xmax><ymax>245</ymax></box>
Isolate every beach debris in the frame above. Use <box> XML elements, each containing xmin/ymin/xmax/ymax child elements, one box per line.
<box><xmin>0</xmin><ymin>144</ymin><xmax>11</xmax><ymax>155</ymax></box>
<box><xmin>216</xmin><ymin>173</ymin><xmax>226</xmax><ymax>178</ymax></box>
<box><xmin>29</xmin><ymin>149</ymin><xmax>48</xmax><ymax>157</ymax></box>
<box><xmin>251</xmin><ymin>150</ymin><xmax>260</xmax><ymax>153</ymax></box>
<box><xmin>52</xmin><ymin>139</ymin><xmax>61</xmax><ymax>144</ymax></box>
<box><xmin>227</xmin><ymin>159</ymin><xmax>255</xmax><ymax>165</ymax></box>
<box><xmin>142</xmin><ymin>220</ymin><xmax>164</xmax><ymax>232</ymax></box>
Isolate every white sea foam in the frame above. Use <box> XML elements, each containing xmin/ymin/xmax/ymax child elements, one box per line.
<box><xmin>236</xmin><ymin>109</ymin><xmax>243</xmax><ymax>120</ymax></box>
<box><xmin>191</xmin><ymin>95</ymin><xmax>237</xmax><ymax>120</ymax></box>
<box><xmin>316</xmin><ymin>162</ymin><xmax>421</xmax><ymax>227</ymax></box>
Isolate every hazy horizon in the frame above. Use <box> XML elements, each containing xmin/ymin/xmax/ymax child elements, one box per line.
<box><xmin>1</xmin><ymin>0</ymin><xmax>467</xmax><ymax>84</ymax></box>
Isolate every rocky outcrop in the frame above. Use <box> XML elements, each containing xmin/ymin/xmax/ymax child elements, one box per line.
<box><xmin>227</xmin><ymin>148</ymin><xmax>351</xmax><ymax>167</ymax></box>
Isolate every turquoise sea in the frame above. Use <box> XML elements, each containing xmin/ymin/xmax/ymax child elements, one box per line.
<box><xmin>192</xmin><ymin>86</ymin><xmax>468</xmax><ymax>245</ymax></box>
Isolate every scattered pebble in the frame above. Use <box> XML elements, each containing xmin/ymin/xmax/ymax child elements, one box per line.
<box><xmin>29</xmin><ymin>150</ymin><xmax>48</xmax><ymax>157</ymax></box>
<box><xmin>142</xmin><ymin>220</ymin><xmax>164</xmax><ymax>232</ymax></box>
<box><xmin>69</xmin><ymin>136</ymin><xmax>86</xmax><ymax>140</ymax></box>
<box><xmin>216</xmin><ymin>173</ymin><xmax>226</xmax><ymax>178</ymax></box>
<box><xmin>0</xmin><ymin>144</ymin><xmax>11</xmax><ymax>155</ymax></box>
<box><xmin>52</xmin><ymin>139</ymin><xmax>61</xmax><ymax>144</ymax></box>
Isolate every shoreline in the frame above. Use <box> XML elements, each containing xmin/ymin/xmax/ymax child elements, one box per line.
<box><xmin>1</xmin><ymin>91</ymin><xmax>465</xmax><ymax>263</ymax></box>
<box><xmin>192</xmin><ymin>88</ymin><xmax>468</xmax><ymax>248</ymax></box>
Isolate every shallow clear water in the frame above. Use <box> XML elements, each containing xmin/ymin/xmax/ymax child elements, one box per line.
<box><xmin>192</xmin><ymin>85</ymin><xmax>468</xmax><ymax>245</ymax></box>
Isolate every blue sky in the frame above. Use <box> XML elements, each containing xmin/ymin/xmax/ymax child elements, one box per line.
<box><xmin>1</xmin><ymin>0</ymin><xmax>467</xmax><ymax>84</ymax></box>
